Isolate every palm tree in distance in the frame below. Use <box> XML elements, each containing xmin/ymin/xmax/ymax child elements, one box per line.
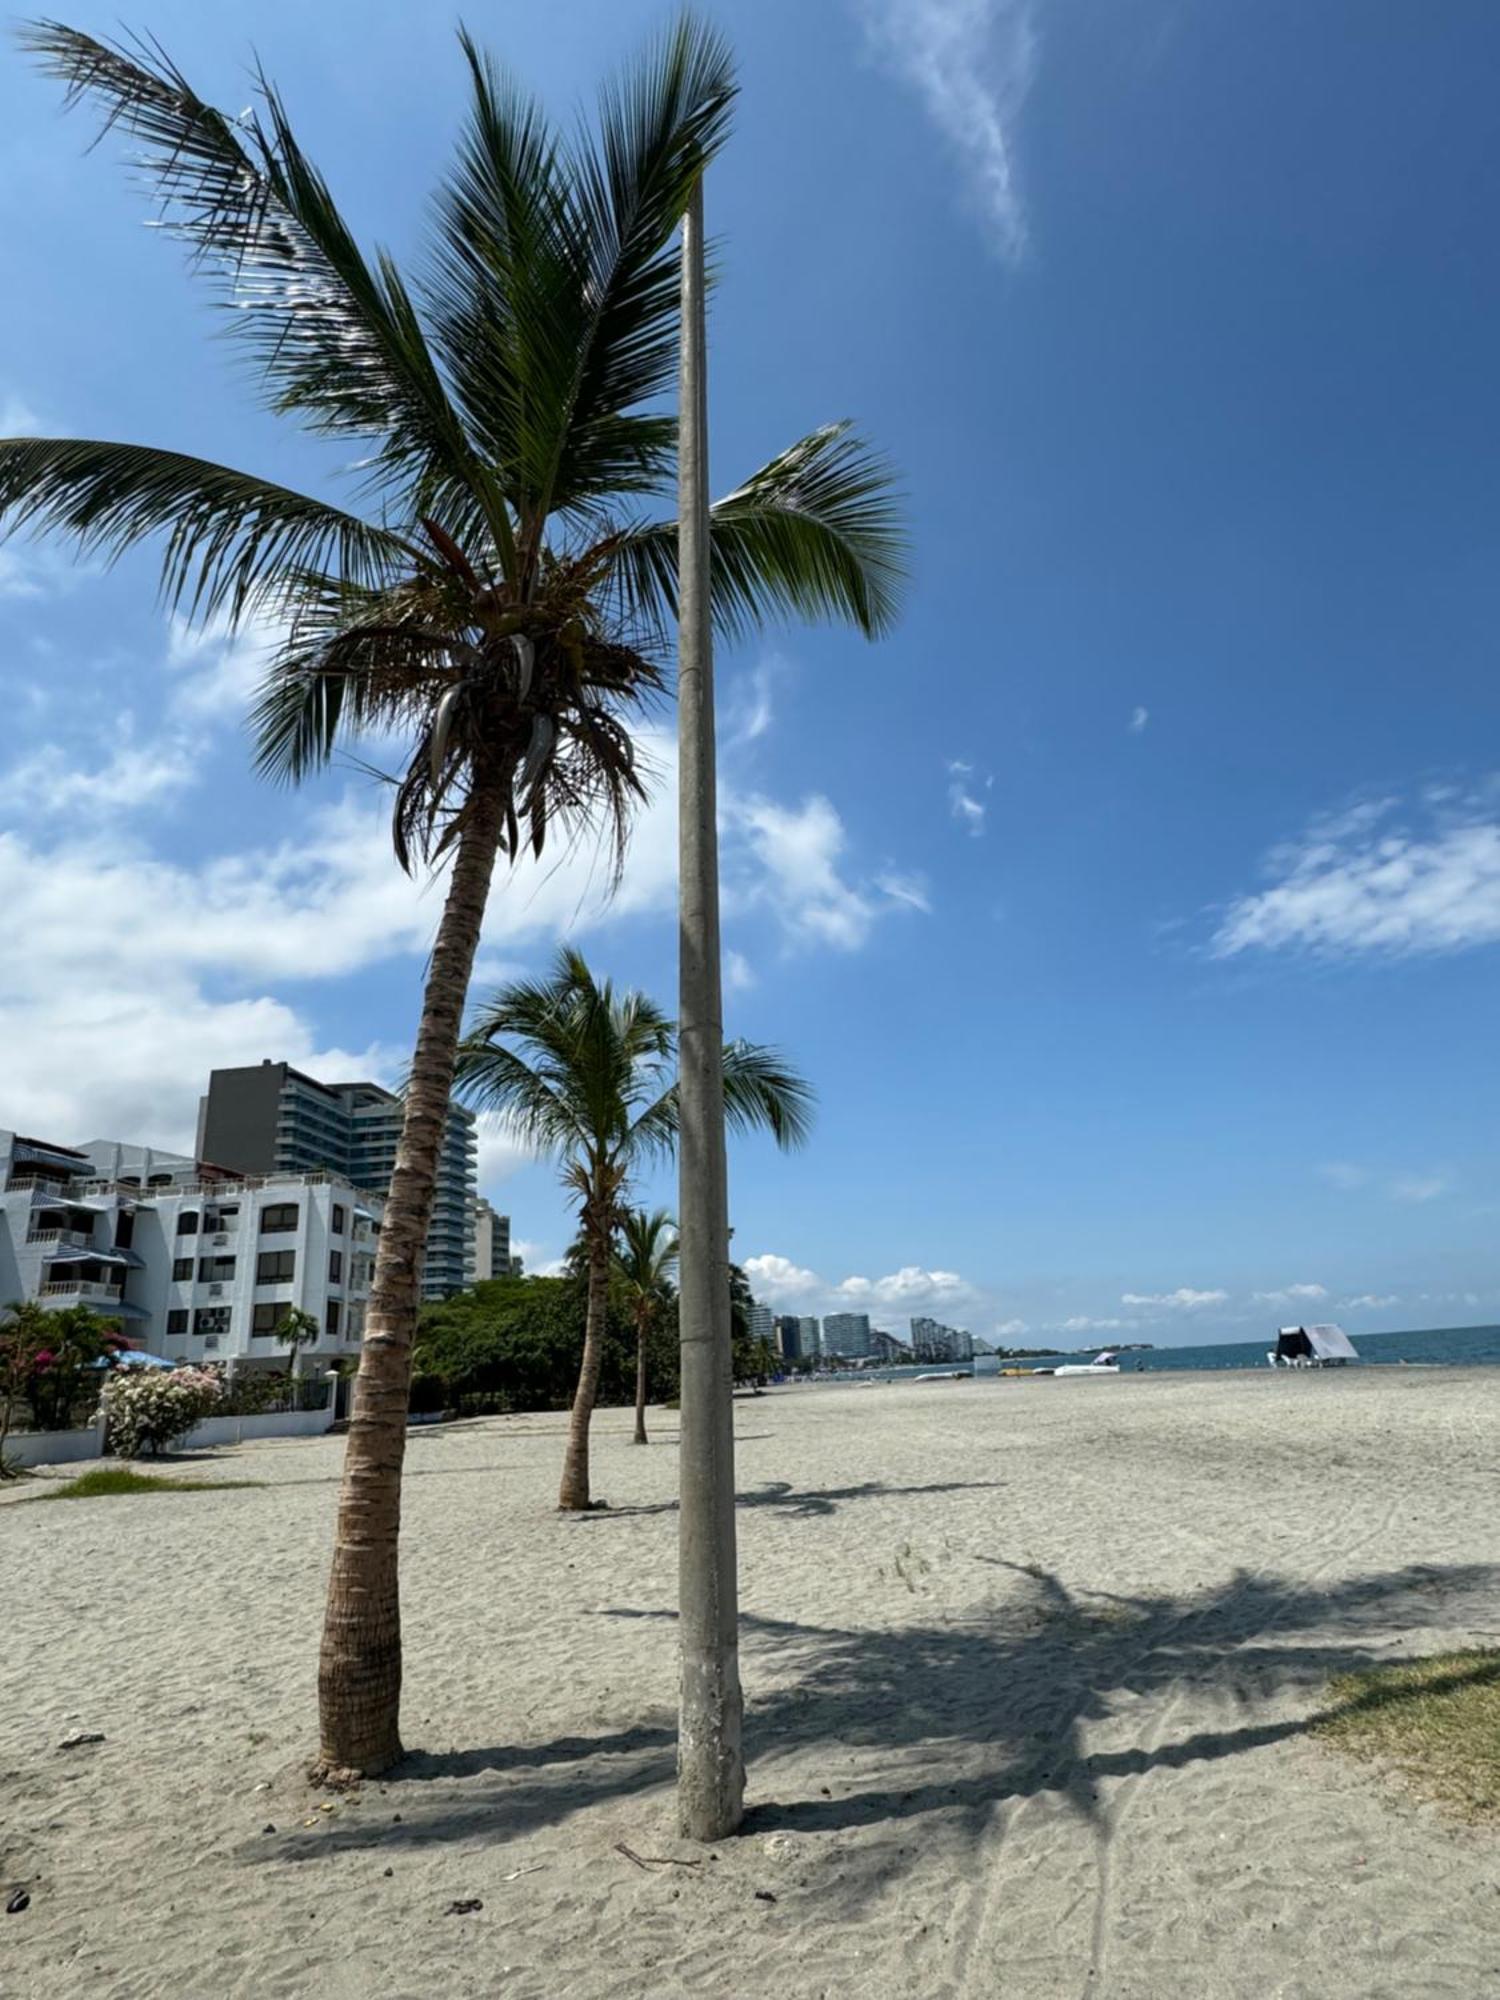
<box><xmin>616</xmin><ymin>1208</ymin><xmax>680</xmax><ymax>1446</ymax></box>
<box><xmin>454</xmin><ymin>948</ymin><xmax>810</xmax><ymax>1508</ymax></box>
<box><xmin>274</xmin><ymin>1306</ymin><xmax>320</xmax><ymax>1384</ymax></box>
<box><xmin>2</xmin><ymin>20</ymin><xmax>903</xmax><ymax>1775</ymax></box>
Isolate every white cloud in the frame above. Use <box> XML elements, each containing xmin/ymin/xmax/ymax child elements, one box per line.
<box><xmin>1129</xmin><ymin>705</ymin><xmax>1149</xmax><ymax>735</ymax></box>
<box><xmin>725</xmin><ymin>653</ymin><xmax>789</xmax><ymax>746</ymax></box>
<box><xmin>742</xmin><ymin>1253</ymin><xmax>975</xmax><ymax>1321</ymax></box>
<box><xmin>1060</xmin><ymin>1314</ymin><xmax>1125</xmax><ymax>1333</ymax></box>
<box><xmin>1</xmin><ymin>393</ymin><xmax>41</xmax><ymax>434</ymax></box>
<box><xmin>1341</xmin><ymin>1294</ymin><xmax>1398</xmax><ymax>1311</ymax></box>
<box><xmin>473</xmin><ymin>1112</ymin><xmax>538</xmax><ymax>1194</ymax></box>
<box><xmin>874</xmin><ymin>869</ymin><xmax>932</xmax><ymax>913</ymax></box>
<box><xmin>165</xmin><ymin>610</ymin><xmax>284</xmax><ymax>719</ymax></box>
<box><xmin>742</xmin><ymin>1253</ymin><xmax>823</xmax><ymax>1309</ymax></box>
<box><xmin>5</xmin><ymin>730</ymin><xmax>202</xmax><ymax>817</ymax></box>
<box><xmin>1252</xmin><ymin>1282</ymin><xmax>1329</xmax><ymax>1306</ymax></box>
<box><xmin>1317</xmin><ymin>1161</ymin><xmax>1370</xmax><ymax>1190</ymax></box>
<box><xmin>856</xmin><ymin>0</ymin><xmax>1040</xmax><ymax>260</ymax></box>
<box><xmin>947</xmin><ymin>758</ymin><xmax>989</xmax><ymax>837</ymax></box>
<box><xmin>0</xmin><ymin>549</ymin><xmax>46</xmax><ymax>601</ymax></box>
<box><xmin>994</xmin><ymin>1317</ymin><xmax>1029</xmax><ymax>1338</ymax></box>
<box><xmin>729</xmin><ymin>792</ymin><xmax>926</xmax><ymax>951</ymax></box>
<box><xmin>725</xmin><ymin>949</ymin><xmax>756</xmax><ymax>992</ymax></box>
<box><xmin>1120</xmin><ymin>1288</ymin><xmax>1229</xmax><ymax>1312</ymax></box>
<box><xmin>835</xmin><ymin>1264</ymin><xmax>973</xmax><ymax>1311</ymax></box>
<box><xmin>1390</xmin><ymin>1174</ymin><xmax>1447</xmax><ymax>1204</ymax></box>
<box><xmin>1213</xmin><ymin>784</ymin><xmax>1500</xmax><ymax>958</ymax></box>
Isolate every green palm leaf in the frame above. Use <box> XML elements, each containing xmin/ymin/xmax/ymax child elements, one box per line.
<box><xmin>604</xmin><ymin>421</ymin><xmax>907</xmax><ymax>642</ymax></box>
<box><xmin>0</xmin><ymin>438</ymin><xmax>405</xmax><ymax>619</ymax></box>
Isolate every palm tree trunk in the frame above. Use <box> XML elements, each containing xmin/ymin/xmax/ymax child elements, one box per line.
<box><xmin>314</xmin><ymin>790</ymin><xmax>503</xmax><ymax>1779</ymax></box>
<box><xmin>675</xmin><ymin>175</ymin><xmax>744</xmax><ymax>1840</ymax></box>
<box><xmin>633</xmin><ymin>1317</ymin><xmax>649</xmax><ymax>1445</ymax></box>
<box><xmin>558</xmin><ymin>1216</ymin><xmax>610</xmax><ymax>1509</ymax></box>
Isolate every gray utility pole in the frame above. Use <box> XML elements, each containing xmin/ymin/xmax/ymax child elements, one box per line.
<box><xmin>675</xmin><ymin>171</ymin><xmax>745</xmax><ymax>1841</ymax></box>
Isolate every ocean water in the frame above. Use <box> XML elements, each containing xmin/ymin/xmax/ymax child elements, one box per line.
<box><xmin>863</xmin><ymin>1324</ymin><xmax>1500</xmax><ymax>1378</ymax></box>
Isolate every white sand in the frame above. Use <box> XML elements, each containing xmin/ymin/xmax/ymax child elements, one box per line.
<box><xmin>4</xmin><ymin>1369</ymin><xmax>1500</xmax><ymax>1999</ymax></box>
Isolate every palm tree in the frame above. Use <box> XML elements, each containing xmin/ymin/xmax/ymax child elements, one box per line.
<box><xmin>4</xmin><ymin>18</ymin><xmax>902</xmax><ymax>1778</ymax></box>
<box><xmin>615</xmin><ymin>1208</ymin><xmax>679</xmax><ymax>1446</ymax></box>
<box><xmin>274</xmin><ymin>1306</ymin><xmax>320</xmax><ymax>1386</ymax></box>
<box><xmin>454</xmin><ymin>948</ymin><xmax>810</xmax><ymax>1509</ymax></box>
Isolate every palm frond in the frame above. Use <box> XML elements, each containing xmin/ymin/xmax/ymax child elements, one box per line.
<box><xmin>0</xmin><ymin>437</ymin><xmax>404</xmax><ymax>620</ymax></box>
<box><xmin>603</xmin><ymin>421</ymin><xmax>907</xmax><ymax>643</ymax></box>
<box><xmin>721</xmin><ymin>1039</ymin><xmax>814</xmax><ymax>1148</ymax></box>
<box><xmin>21</xmin><ymin>20</ymin><xmax>507</xmax><ymax>548</ymax></box>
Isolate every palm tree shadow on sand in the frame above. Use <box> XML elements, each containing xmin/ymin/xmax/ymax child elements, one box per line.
<box><xmin>257</xmin><ymin>1556</ymin><xmax>1499</xmax><ymax>1899</ymax></box>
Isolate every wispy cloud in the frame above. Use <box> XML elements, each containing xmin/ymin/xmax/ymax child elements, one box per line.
<box><xmin>855</xmin><ymin>0</ymin><xmax>1040</xmax><ymax>260</ymax></box>
<box><xmin>725</xmin><ymin>653</ymin><xmax>790</xmax><ymax>746</ymax></box>
<box><xmin>1120</xmin><ymin>1287</ymin><xmax>1229</xmax><ymax>1312</ymax></box>
<box><xmin>1341</xmin><ymin>1293</ymin><xmax>1398</xmax><ymax>1311</ymax></box>
<box><xmin>1060</xmin><ymin>1314</ymin><xmax>1126</xmax><ymax>1333</ymax></box>
<box><xmin>1212</xmin><ymin>782</ymin><xmax>1500</xmax><ymax>959</ymax></box>
<box><xmin>947</xmin><ymin>758</ymin><xmax>990</xmax><ymax>837</ymax></box>
<box><xmin>729</xmin><ymin>792</ymin><xmax>928</xmax><ymax>950</ymax></box>
<box><xmin>1251</xmin><ymin>1282</ymin><xmax>1328</xmax><ymax>1307</ymax></box>
<box><xmin>1318</xmin><ymin>1161</ymin><xmax>1451</xmax><ymax>1204</ymax></box>
<box><xmin>1390</xmin><ymin>1174</ymin><xmax>1447</xmax><ymax>1205</ymax></box>
<box><xmin>1129</xmin><ymin>705</ymin><xmax>1150</xmax><ymax>734</ymax></box>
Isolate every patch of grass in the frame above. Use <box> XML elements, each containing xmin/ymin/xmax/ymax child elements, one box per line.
<box><xmin>1315</xmin><ymin>1649</ymin><xmax>1500</xmax><ymax>1821</ymax></box>
<box><xmin>41</xmin><ymin>1466</ymin><xmax>262</xmax><ymax>1500</ymax></box>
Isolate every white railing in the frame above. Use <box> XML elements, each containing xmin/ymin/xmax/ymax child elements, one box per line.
<box><xmin>77</xmin><ymin>1170</ymin><xmax>384</xmax><ymax>1204</ymax></box>
<box><xmin>26</xmin><ymin>1228</ymin><xmax>95</xmax><ymax>1249</ymax></box>
<box><xmin>6</xmin><ymin>1175</ymin><xmax>72</xmax><ymax>1196</ymax></box>
<box><xmin>39</xmin><ymin>1279</ymin><xmax>124</xmax><ymax>1303</ymax></box>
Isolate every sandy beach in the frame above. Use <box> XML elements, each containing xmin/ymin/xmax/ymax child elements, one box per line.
<box><xmin>4</xmin><ymin>1368</ymin><xmax>1499</xmax><ymax>1999</ymax></box>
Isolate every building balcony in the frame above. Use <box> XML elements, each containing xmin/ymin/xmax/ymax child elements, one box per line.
<box><xmin>26</xmin><ymin>1227</ymin><xmax>96</xmax><ymax>1249</ymax></box>
<box><xmin>39</xmin><ymin>1278</ymin><xmax>124</xmax><ymax>1305</ymax></box>
<box><xmin>6</xmin><ymin>1174</ymin><xmax>72</xmax><ymax>1197</ymax></box>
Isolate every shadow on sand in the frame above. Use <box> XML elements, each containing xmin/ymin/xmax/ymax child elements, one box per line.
<box><xmin>259</xmin><ymin>1555</ymin><xmax>1498</xmax><ymax>1884</ymax></box>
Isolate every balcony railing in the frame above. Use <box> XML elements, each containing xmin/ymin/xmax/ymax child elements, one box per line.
<box><xmin>26</xmin><ymin>1228</ymin><xmax>95</xmax><ymax>1249</ymax></box>
<box><xmin>39</xmin><ymin>1279</ymin><xmax>124</xmax><ymax>1303</ymax></box>
<box><xmin>6</xmin><ymin>1175</ymin><xmax>72</xmax><ymax>1196</ymax></box>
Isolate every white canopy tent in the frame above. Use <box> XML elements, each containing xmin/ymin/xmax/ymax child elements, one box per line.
<box><xmin>1270</xmin><ymin>1323</ymin><xmax>1359</xmax><ymax>1367</ymax></box>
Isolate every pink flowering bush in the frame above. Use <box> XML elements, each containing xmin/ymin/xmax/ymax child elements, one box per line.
<box><xmin>99</xmin><ymin>1366</ymin><xmax>223</xmax><ymax>1457</ymax></box>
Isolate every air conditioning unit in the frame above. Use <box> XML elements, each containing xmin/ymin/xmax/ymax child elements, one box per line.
<box><xmin>212</xmin><ymin>1233</ymin><xmax>228</xmax><ymax>1246</ymax></box>
<box><xmin>208</xmin><ymin>1282</ymin><xmax>224</xmax><ymax>1297</ymax></box>
<box><xmin>203</xmin><ymin>1335</ymin><xmax>220</xmax><ymax>1351</ymax></box>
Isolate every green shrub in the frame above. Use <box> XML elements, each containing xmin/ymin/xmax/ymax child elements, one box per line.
<box><xmin>412</xmin><ymin>1275</ymin><xmax>680</xmax><ymax>1416</ymax></box>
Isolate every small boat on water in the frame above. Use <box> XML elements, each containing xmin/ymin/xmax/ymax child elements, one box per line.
<box><xmin>1049</xmin><ymin>1349</ymin><xmax>1122</xmax><ymax>1378</ymax></box>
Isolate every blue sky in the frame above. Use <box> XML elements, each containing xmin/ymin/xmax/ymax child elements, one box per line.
<box><xmin>4</xmin><ymin>0</ymin><xmax>1500</xmax><ymax>1348</ymax></box>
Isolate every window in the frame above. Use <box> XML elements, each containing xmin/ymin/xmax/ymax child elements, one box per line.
<box><xmin>194</xmin><ymin>1307</ymin><xmax>230</xmax><ymax>1336</ymax></box>
<box><xmin>332</xmin><ymin>1203</ymin><xmax>346</xmax><ymax>1234</ymax></box>
<box><xmin>329</xmin><ymin>1249</ymin><xmax>343</xmax><ymax>1285</ymax></box>
<box><xmin>172</xmin><ymin>1257</ymin><xmax>194</xmax><ymax>1282</ymax></box>
<box><xmin>114</xmin><ymin>1211</ymin><xmax>135</xmax><ymax>1250</ymax></box>
<box><xmin>176</xmin><ymin>1211</ymin><xmax>200</xmax><ymax>1236</ymax></box>
<box><xmin>256</xmin><ymin>1249</ymin><xmax>296</xmax><ymax>1283</ymax></box>
<box><xmin>166</xmin><ymin>1309</ymin><xmax>188</xmax><ymax>1336</ymax></box>
<box><xmin>251</xmin><ymin>1302</ymin><xmax>283</xmax><ymax>1336</ymax></box>
<box><xmin>326</xmin><ymin>1299</ymin><xmax>341</xmax><ymax>1337</ymax></box>
<box><xmin>260</xmin><ymin>1202</ymin><xmax>298</xmax><ymax>1233</ymax></box>
<box><xmin>198</xmin><ymin>1256</ymin><xmax>235</xmax><ymax>1282</ymax></box>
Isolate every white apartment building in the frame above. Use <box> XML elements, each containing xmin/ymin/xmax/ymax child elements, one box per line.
<box><xmin>0</xmin><ymin>1128</ymin><xmax>379</xmax><ymax>1372</ymax></box>
<box><xmin>747</xmin><ymin>1301</ymin><xmax>775</xmax><ymax>1346</ymax></box>
<box><xmin>467</xmin><ymin>1197</ymin><xmax>513</xmax><ymax>1284</ymax></box>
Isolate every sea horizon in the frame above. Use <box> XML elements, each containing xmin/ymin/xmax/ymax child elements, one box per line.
<box><xmin>851</xmin><ymin>1323</ymin><xmax>1500</xmax><ymax>1377</ymax></box>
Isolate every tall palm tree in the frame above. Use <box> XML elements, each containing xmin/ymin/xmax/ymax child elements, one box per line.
<box><xmin>615</xmin><ymin>1208</ymin><xmax>679</xmax><ymax>1446</ymax></box>
<box><xmin>4</xmin><ymin>17</ymin><xmax>902</xmax><ymax>1776</ymax></box>
<box><xmin>454</xmin><ymin>947</ymin><xmax>810</xmax><ymax>1508</ymax></box>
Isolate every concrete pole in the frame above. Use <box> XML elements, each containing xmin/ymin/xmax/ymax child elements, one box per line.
<box><xmin>675</xmin><ymin>172</ymin><xmax>744</xmax><ymax>1841</ymax></box>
